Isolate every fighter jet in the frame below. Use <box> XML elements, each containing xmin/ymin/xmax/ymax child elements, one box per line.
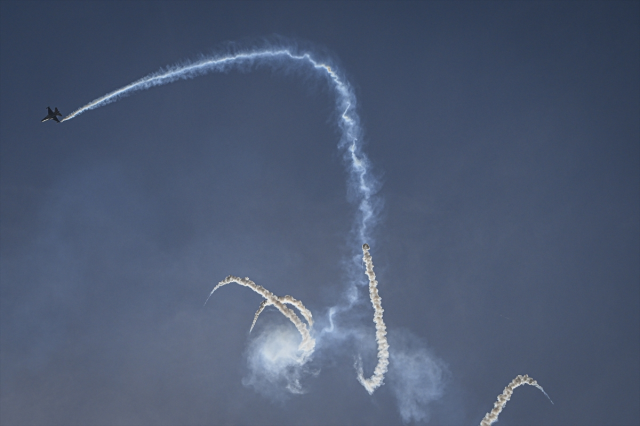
<box><xmin>41</xmin><ymin>107</ymin><xmax>62</xmax><ymax>123</ymax></box>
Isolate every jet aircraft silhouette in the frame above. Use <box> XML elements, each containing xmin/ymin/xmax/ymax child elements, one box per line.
<box><xmin>41</xmin><ymin>107</ymin><xmax>62</xmax><ymax>123</ymax></box>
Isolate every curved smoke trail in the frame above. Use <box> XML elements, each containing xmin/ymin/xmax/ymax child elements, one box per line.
<box><xmin>250</xmin><ymin>295</ymin><xmax>314</xmax><ymax>333</ymax></box>
<box><xmin>62</xmin><ymin>42</ymin><xmax>385</xmax><ymax>393</ymax></box>
<box><xmin>207</xmin><ymin>275</ymin><xmax>315</xmax><ymax>356</ymax></box>
<box><xmin>356</xmin><ymin>243</ymin><xmax>389</xmax><ymax>394</ymax></box>
<box><xmin>480</xmin><ymin>374</ymin><xmax>553</xmax><ymax>426</ymax></box>
<box><xmin>60</xmin><ymin>44</ymin><xmax>378</xmax><ymax>250</ymax></box>
<box><xmin>251</xmin><ymin>300</ymin><xmax>270</xmax><ymax>333</ymax></box>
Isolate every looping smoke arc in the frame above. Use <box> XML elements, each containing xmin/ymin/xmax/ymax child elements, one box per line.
<box><xmin>207</xmin><ymin>275</ymin><xmax>316</xmax><ymax>356</ymax></box>
<box><xmin>480</xmin><ymin>374</ymin><xmax>553</xmax><ymax>426</ymax></box>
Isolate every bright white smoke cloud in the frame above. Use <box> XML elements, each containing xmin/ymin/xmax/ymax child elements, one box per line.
<box><xmin>208</xmin><ymin>275</ymin><xmax>317</xmax><ymax>396</ymax></box>
<box><xmin>243</xmin><ymin>323</ymin><xmax>317</xmax><ymax>400</ymax></box>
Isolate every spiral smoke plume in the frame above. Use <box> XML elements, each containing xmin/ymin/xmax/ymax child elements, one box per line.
<box><xmin>207</xmin><ymin>275</ymin><xmax>315</xmax><ymax>355</ymax></box>
<box><xmin>480</xmin><ymin>374</ymin><xmax>553</xmax><ymax>426</ymax></box>
<box><xmin>356</xmin><ymin>243</ymin><xmax>389</xmax><ymax>394</ymax></box>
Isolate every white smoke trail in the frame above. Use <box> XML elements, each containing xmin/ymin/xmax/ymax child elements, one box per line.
<box><xmin>356</xmin><ymin>243</ymin><xmax>389</xmax><ymax>394</ymax></box>
<box><xmin>62</xmin><ymin>40</ymin><xmax>387</xmax><ymax>393</ymax></box>
<box><xmin>250</xmin><ymin>295</ymin><xmax>314</xmax><ymax>333</ymax></box>
<box><xmin>59</xmin><ymin>43</ymin><xmax>378</xmax><ymax>249</ymax></box>
<box><xmin>251</xmin><ymin>300</ymin><xmax>269</xmax><ymax>333</ymax></box>
<box><xmin>207</xmin><ymin>275</ymin><xmax>315</xmax><ymax>355</ymax></box>
<box><xmin>480</xmin><ymin>374</ymin><xmax>553</xmax><ymax>426</ymax></box>
<box><xmin>280</xmin><ymin>295</ymin><xmax>314</xmax><ymax>328</ymax></box>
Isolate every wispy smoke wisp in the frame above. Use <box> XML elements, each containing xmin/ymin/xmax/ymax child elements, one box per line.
<box><xmin>480</xmin><ymin>374</ymin><xmax>553</xmax><ymax>426</ymax></box>
<box><xmin>387</xmin><ymin>330</ymin><xmax>448</xmax><ymax>424</ymax></box>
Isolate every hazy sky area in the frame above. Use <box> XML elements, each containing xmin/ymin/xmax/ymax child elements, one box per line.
<box><xmin>1</xmin><ymin>2</ymin><xmax>638</xmax><ymax>425</ymax></box>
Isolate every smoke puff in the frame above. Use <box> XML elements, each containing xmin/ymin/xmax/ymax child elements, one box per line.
<box><xmin>242</xmin><ymin>323</ymin><xmax>315</xmax><ymax>400</ymax></box>
<box><xmin>388</xmin><ymin>330</ymin><xmax>448</xmax><ymax>424</ymax></box>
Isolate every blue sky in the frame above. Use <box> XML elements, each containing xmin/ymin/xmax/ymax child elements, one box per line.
<box><xmin>1</xmin><ymin>2</ymin><xmax>638</xmax><ymax>425</ymax></box>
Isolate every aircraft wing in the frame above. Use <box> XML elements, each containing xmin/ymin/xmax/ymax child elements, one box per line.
<box><xmin>53</xmin><ymin>116</ymin><xmax>60</xmax><ymax>123</ymax></box>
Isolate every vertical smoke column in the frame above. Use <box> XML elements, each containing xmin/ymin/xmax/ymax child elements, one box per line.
<box><xmin>480</xmin><ymin>374</ymin><xmax>553</xmax><ymax>426</ymax></box>
<box><xmin>356</xmin><ymin>243</ymin><xmax>389</xmax><ymax>394</ymax></box>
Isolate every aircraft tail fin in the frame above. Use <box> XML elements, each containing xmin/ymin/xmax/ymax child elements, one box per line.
<box><xmin>54</xmin><ymin>108</ymin><xmax>61</xmax><ymax>116</ymax></box>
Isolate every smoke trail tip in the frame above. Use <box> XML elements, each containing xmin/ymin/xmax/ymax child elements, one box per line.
<box><xmin>203</xmin><ymin>289</ymin><xmax>216</xmax><ymax>306</ymax></box>
<box><xmin>250</xmin><ymin>299</ymin><xmax>269</xmax><ymax>333</ymax></box>
<box><xmin>354</xmin><ymin>356</ymin><xmax>375</xmax><ymax>395</ymax></box>
<box><xmin>538</xmin><ymin>385</ymin><xmax>554</xmax><ymax>405</ymax></box>
<box><xmin>363</xmin><ymin>243</ymin><xmax>370</xmax><ymax>250</ymax></box>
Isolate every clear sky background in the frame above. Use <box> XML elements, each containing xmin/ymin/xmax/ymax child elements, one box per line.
<box><xmin>1</xmin><ymin>2</ymin><xmax>638</xmax><ymax>425</ymax></box>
